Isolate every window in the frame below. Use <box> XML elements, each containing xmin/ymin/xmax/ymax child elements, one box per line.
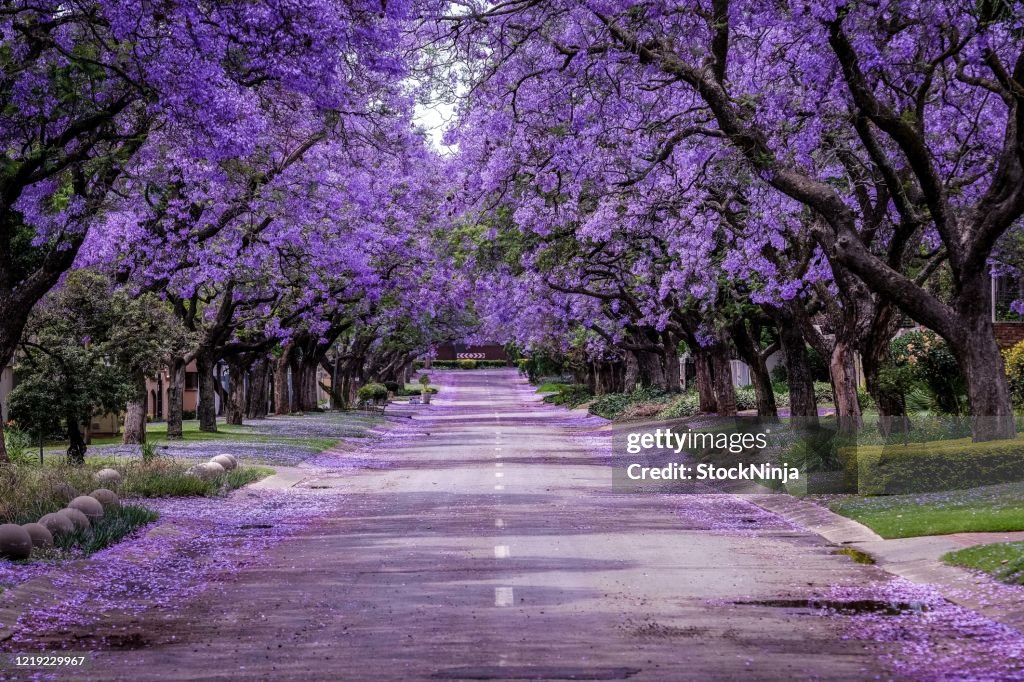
<box><xmin>184</xmin><ymin>372</ymin><xmax>199</xmax><ymax>390</ymax></box>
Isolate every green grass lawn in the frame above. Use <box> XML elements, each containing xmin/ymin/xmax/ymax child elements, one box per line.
<box><xmin>943</xmin><ymin>541</ymin><xmax>1024</xmax><ymax>585</ymax></box>
<box><xmin>829</xmin><ymin>481</ymin><xmax>1024</xmax><ymax>538</ymax></box>
<box><xmin>42</xmin><ymin>416</ymin><xmax>375</xmax><ymax>456</ymax></box>
<box><xmin>536</xmin><ymin>382</ymin><xmax>569</xmax><ymax>393</ymax></box>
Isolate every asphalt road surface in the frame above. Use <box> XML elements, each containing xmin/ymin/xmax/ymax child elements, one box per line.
<box><xmin>27</xmin><ymin>370</ymin><xmax>900</xmax><ymax>681</ymax></box>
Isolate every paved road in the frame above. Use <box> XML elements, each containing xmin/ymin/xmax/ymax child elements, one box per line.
<box><xmin>46</xmin><ymin>370</ymin><xmax>896</xmax><ymax>680</ymax></box>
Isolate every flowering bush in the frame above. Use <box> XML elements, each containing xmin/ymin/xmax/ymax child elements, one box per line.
<box><xmin>1002</xmin><ymin>340</ymin><xmax>1024</xmax><ymax>407</ymax></box>
<box><xmin>890</xmin><ymin>330</ymin><xmax>966</xmax><ymax>415</ymax></box>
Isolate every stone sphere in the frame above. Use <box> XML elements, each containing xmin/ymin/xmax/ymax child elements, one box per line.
<box><xmin>51</xmin><ymin>481</ymin><xmax>78</xmax><ymax>503</ymax></box>
<box><xmin>38</xmin><ymin>512</ymin><xmax>75</xmax><ymax>537</ymax></box>
<box><xmin>69</xmin><ymin>495</ymin><xmax>105</xmax><ymax>522</ymax></box>
<box><xmin>21</xmin><ymin>522</ymin><xmax>53</xmax><ymax>549</ymax></box>
<box><xmin>58</xmin><ymin>507</ymin><xmax>91</xmax><ymax>531</ymax></box>
<box><xmin>203</xmin><ymin>461</ymin><xmax>226</xmax><ymax>477</ymax></box>
<box><xmin>220</xmin><ymin>453</ymin><xmax>239</xmax><ymax>468</ymax></box>
<box><xmin>211</xmin><ymin>454</ymin><xmax>237</xmax><ymax>471</ymax></box>
<box><xmin>186</xmin><ymin>462</ymin><xmax>224</xmax><ymax>481</ymax></box>
<box><xmin>89</xmin><ymin>488</ymin><xmax>121</xmax><ymax>510</ymax></box>
<box><xmin>0</xmin><ymin>524</ymin><xmax>33</xmax><ymax>560</ymax></box>
<box><xmin>93</xmin><ymin>468</ymin><xmax>122</xmax><ymax>485</ymax></box>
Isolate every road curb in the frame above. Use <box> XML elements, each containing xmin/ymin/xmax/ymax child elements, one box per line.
<box><xmin>744</xmin><ymin>492</ymin><xmax>1024</xmax><ymax>636</ymax></box>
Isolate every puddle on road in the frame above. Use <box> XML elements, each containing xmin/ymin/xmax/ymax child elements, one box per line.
<box><xmin>238</xmin><ymin>524</ymin><xmax>273</xmax><ymax>530</ymax></box>
<box><xmin>734</xmin><ymin>598</ymin><xmax>929</xmax><ymax>615</ymax></box>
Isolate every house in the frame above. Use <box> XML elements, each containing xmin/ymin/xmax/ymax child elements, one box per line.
<box><xmin>145</xmin><ymin>362</ymin><xmax>201</xmax><ymax>421</ymax></box>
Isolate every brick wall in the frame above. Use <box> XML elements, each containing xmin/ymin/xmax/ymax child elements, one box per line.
<box><xmin>994</xmin><ymin>322</ymin><xmax>1024</xmax><ymax>349</ymax></box>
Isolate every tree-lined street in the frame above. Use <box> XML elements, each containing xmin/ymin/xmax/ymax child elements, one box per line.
<box><xmin>0</xmin><ymin>370</ymin><xmax>1014</xmax><ymax>681</ymax></box>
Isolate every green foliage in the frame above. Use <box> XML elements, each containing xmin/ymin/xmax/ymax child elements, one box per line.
<box><xmin>889</xmin><ymin>330</ymin><xmax>967</xmax><ymax>414</ymax></box>
<box><xmin>140</xmin><ymin>441</ymin><xmax>158</xmax><ymax>464</ymax></box>
<box><xmin>589</xmin><ymin>386</ymin><xmax>670</xmax><ymax>420</ymax></box>
<box><xmin>51</xmin><ymin>505</ymin><xmax>160</xmax><ymax>556</ymax></box>
<box><xmin>8</xmin><ymin>269</ymin><xmax>192</xmax><ymax>450</ymax></box>
<box><xmin>459</xmin><ymin>359</ymin><xmax>478</xmax><ymax>369</ymax></box>
<box><xmin>357</xmin><ymin>383</ymin><xmax>388</xmax><ymax>403</ymax></box>
<box><xmin>383</xmin><ymin>381</ymin><xmax>401</xmax><ymax>394</ymax></box>
<box><xmin>658</xmin><ymin>392</ymin><xmax>701</xmax><ymax>419</ymax></box>
<box><xmin>418</xmin><ymin>373</ymin><xmax>432</xmax><ymax>386</ymax></box>
<box><xmin>2</xmin><ymin>424</ymin><xmax>35</xmax><ymax>464</ymax></box>
<box><xmin>840</xmin><ymin>434</ymin><xmax>1024</xmax><ymax>496</ymax></box>
<box><xmin>1003</xmin><ymin>339</ymin><xmax>1024</xmax><ymax>407</ymax></box>
<box><xmin>813</xmin><ymin>381</ymin><xmax>834</xmax><ymax>404</ymax></box>
<box><xmin>541</xmin><ymin>384</ymin><xmax>592</xmax><ymax>407</ymax></box>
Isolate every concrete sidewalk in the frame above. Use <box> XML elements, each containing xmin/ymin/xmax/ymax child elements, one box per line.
<box><xmin>748</xmin><ymin>493</ymin><xmax>1024</xmax><ymax>634</ymax></box>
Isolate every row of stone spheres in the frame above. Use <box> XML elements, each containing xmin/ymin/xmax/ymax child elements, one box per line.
<box><xmin>0</xmin><ymin>453</ymin><xmax>242</xmax><ymax>561</ymax></box>
<box><xmin>0</xmin><ymin>468</ymin><xmax>124</xmax><ymax>560</ymax></box>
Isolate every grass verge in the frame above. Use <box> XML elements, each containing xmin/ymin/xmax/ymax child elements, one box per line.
<box><xmin>829</xmin><ymin>481</ymin><xmax>1024</xmax><ymax>539</ymax></box>
<box><xmin>0</xmin><ymin>460</ymin><xmax>274</xmax><ymax>525</ymax></box>
<box><xmin>943</xmin><ymin>542</ymin><xmax>1024</xmax><ymax>585</ymax></box>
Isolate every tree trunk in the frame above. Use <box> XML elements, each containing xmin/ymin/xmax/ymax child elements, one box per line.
<box><xmin>122</xmin><ymin>370</ymin><xmax>148</xmax><ymax>444</ymax></box>
<box><xmin>66</xmin><ymin>416</ymin><xmax>87</xmax><ymax>465</ymax></box>
<box><xmin>712</xmin><ymin>352</ymin><xmax>737</xmax><ymax>416</ymax></box>
<box><xmin>693</xmin><ymin>348</ymin><xmax>717</xmax><ymax>413</ymax></box>
<box><xmin>167</xmin><ymin>358</ymin><xmax>186</xmax><ymax>440</ymax></box>
<box><xmin>246</xmin><ymin>359</ymin><xmax>270</xmax><ymax>419</ymax></box>
<box><xmin>952</xmin><ymin>310</ymin><xmax>1016</xmax><ymax>441</ymax></box>
<box><xmin>226</xmin><ymin>362</ymin><xmax>245</xmax><ymax>426</ymax></box>
<box><xmin>730</xmin><ymin>323</ymin><xmax>778</xmax><ymax>418</ymax></box>
<box><xmin>300</xmin><ymin>360</ymin><xmax>318</xmax><ymax>411</ymax></box>
<box><xmin>274</xmin><ymin>345</ymin><xmax>292</xmax><ymax>415</ymax></box>
<box><xmin>196</xmin><ymin>349</ymin><xmax>218</xmax><ymax>433</ymax></box>
<box><xmin>829</xmin><ymin>339</ymin><xmax>863</xmax><ymax>434</ymax></box>
<box><xmin>0</xmin><ymin>419</ymin><xmax>7</xmax><ymax>463</ymax></box>
<box><xmin>623</xmin><ymin>351</ymin><xmax>640</xmax><ymax>392</ymax></box>
<box><xmin>639</xmin><ymin>350</ymin><xmax>667</xmax><ymax>391</ymax></box>
<box><xmin>288</xmin><ymin>349</ymin><xmax>301</xmax><ymax>413</ymax></box>
<box><xmin>778</xmin><ymin>320</ymin><xmax>819</xmax><ymax>426</ymax></box>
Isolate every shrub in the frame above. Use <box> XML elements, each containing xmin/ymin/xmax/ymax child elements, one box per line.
<box><xmin>458</xmin><ymin>359</ymin><xmax>478</xmax><ymax>369</ymax></box>
<box><xmin>1004</xmin><ymin>339</ymin><xmax>1024</xmax><ymax>407</ymax></box>
<box><xmin>891</xmin><ymin>330</ymin><xmax>966</xmax><ymax>414</ymax></box>
<box><xmin>418</xmin><ymin>373</ymin><xmax>431</xmax><ymax>386</ymax></box>
<box><xmin>814</xmin><ymin>382</ymin><xmax>834</xmax><ymax>404</ymax></box>
<box><xmin>383</xmin><ymin>381</ymin><xmax>401</xmax><ymax>394</ymax></box>
<box><xmin>542</xmin><ymin>384</ymin><xmax>592</xmax><ymax>408</ymax></box>
<box><xmin>735</xmin><ymin>386</ymin><xmax>758</xmax><ymax>411</ymax></box>
<box><xmin>2</xmin><ymin>423</ymin><xmax>35</xmax><ymax>465</ymax></box>
<box><xmin>842</xmin><ymin>436</ymin><xmax>1024</xmax><ymax>496</ymax></box>
<box><xmin>357</xmin><ymin>383</ymin><xmax>388</xmax><ymax>403</ymax></box>
<box><xmin>589</xmin><ymin>386</ymin><xmax>670</xmax><ymax>420</ymax></box>
<box><xmin>658</xmin><ymin>393</ymin><xmax>700</xmax><ymax>419</ymax></box>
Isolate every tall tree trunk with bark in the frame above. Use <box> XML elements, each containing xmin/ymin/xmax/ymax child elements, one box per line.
<box><xmin>196</xmin><ymin>349</ymin><xmax>218</xmax><ymax>433</ymax></box>
<box><xmin>777</xmin><ymin>317</ymin><xmax>819</xmax><ymax>427</ymax></box>
<box><xmin>830</xmin><ymin>338</ymin><xmax>863</xmax><ymax>434</ymax></box>
<box><xmin>225</xmin><ymin>361</ymin><xmax>245</xmax><ymax>426</ymax></box>
<box><xmin>167</xmin><ymin>357</ymin><xmax>186</xmax><ymax>439</ymax></box>
<box><xmin>712</xmin><ymin>351</ymin><xmax>737</xmax><ymax>416</ymax></box>
<box><xmin>730</xmin><ymin>321</ymin><xmax>778</xmax><ymax>418</ymax></box>
<box><xmin>122</xmin><ymin>370</ymin><xmax>148</xmax><ymax>444</ymax></box>
<box><xmin>246</xmin><ymin>359</ymin><xmax>270</xmax><ymax>419</ymax></box>
<box><xmin>693</xmin><ymin>348</ymin><xmax>718</xmax><ymax>413</ymax></box>
<box><xmin>622</xmin><ymin>351</ymin><xmax>640</xmax><ymax>392</ymax></box>
<box><xmin>274</xmin><ymin>344</ymin><xmax>292</xmax><ymax>415</ymax></box>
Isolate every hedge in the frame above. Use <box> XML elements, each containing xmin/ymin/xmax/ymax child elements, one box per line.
<box><xmin>413</xmin><ymin>359</ymin><xmax>508</xmax><ymax>369</ymax></box>
<box><xmin>839</xmin><ymin>436</ymin><xmax>1024</xmax><ymax>495</ymax></box>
